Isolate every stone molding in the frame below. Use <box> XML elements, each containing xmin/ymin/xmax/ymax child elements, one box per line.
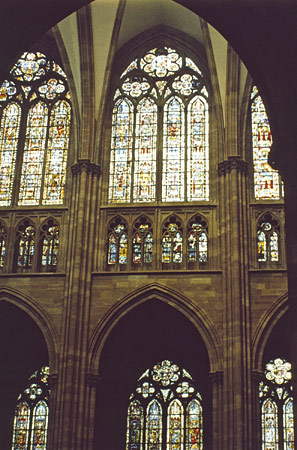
<box><xmin>209</xmin><ymin>370</ymin><xmax>223</xmax><ymax>385</ymax></box>
<box><xmin>47</xmin><ymin>373</ymin><xmax>58</xmax><ymax>388</ymax></box>
<box><xmin>218</xmin><ymin>156</ymin><xmax>248</xmax><ymax>176</ymax></box>
<box><xmin>71</xmin><ymin>159</ymin><xmax>101</xmax><ymax>177</ymax></box>
<box><xmin>85</xmin><ymin>373</ymin><xmax>101</xmax><ymax>387</ymax></box>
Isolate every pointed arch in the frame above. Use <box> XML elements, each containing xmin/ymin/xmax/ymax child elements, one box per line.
<box><xmin>89</xmin><ymin>282</ymin><xmax>222</xmax><ymax>375</ymax></box>
<box><xmin>0</xmin><ymin>286</ymin><xmax>58</xmax><ymax>370</ymax></box>
<box><xmin>252</xmin><ymin>293</ymin><xmax>288</xmax><ymax>371</ymax></box>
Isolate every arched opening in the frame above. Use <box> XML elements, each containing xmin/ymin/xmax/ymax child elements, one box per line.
<box><xmin>262</xmin><ymin>312</ymin><xmax>289</xmax><ymax>365</ymax></box>
<box><xmin>94</xmin><ymin>298</ymin><xmax>211</xmax><ymax>450</ymax></box>
<box><xmin>0</xmin><ymin>300</ymin><xmax>48</xmax><ymax>450</ymax></box>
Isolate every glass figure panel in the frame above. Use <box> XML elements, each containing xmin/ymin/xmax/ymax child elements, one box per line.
<box><xmin>162</xmin><ymin>233</ymin><xmax>172</xmax><ymax>263</ymax></box>
<box><xmin>144</xmin><ymin>233</ymin><xmax>153</xmax><ymax>263</ymax></box>
<box><xmin>18</xmin><ymin>225</ymin><xmax>35</xmax><ymax>268</ymax></box>
<box><xmin>11</xmin><ymin>402</ymin><xmax>30</xmax><ymax>450</ymax></box>
<box><xmin>173</xmin><ymin>232</ymin><xmax>182</xmax><ymax>263</ymax></box>
<box><xmin>19</xmin><ymin>102</ymin><xmax>48</xmax><ymax>205</ymax></box>
<box><xmin>0</xmin><ymin>223</ymin><xmax>6</xmax><ymax>268</ymax></box>
<box><xmin>126</xmin><ymin>400</ymin><xmax>144</xmax><ymax>450</ymax></box>
<box><xmin>251</xmin><ymin>95</ymin><xmax>280</xmax><ymax>200</ymax></box>
<box><xmin>42</xmin><ymin>225</ymin><xmax>59</xmax><ymax>267</ymax></box>
<box><xmin>162</xmin><ymin>97</ymin><xmax>185</xmax><ymax>202</ymax></box>
<box><xmin>257</xmin><ymin>231</ymin><xmax>267</xmax><ymax>262</ymax></box>
<box><xmin>167</xmin><ymin>399</ymin><xmax>183</xmax><ymax>450</ymax></box>
<box><xmin>134</xmin><ymin>98</ymin><xmax>157</xmax><ymax>202</ymax></box>
<box><xmin>187</xmin><ymin>96</ymin><xmax>209</xmax><ymax>201</ymax></box>
<box><xmin>283</xmin><ymin>398</ymin><xmax>294</xmax><ymax>450</ymax></box>
<box><xmin>145</xmin><ymin>400</ymin><xmax>162</xmax><ymax>450</ymax></box>
<box><xmin>188</xmin><ymin>231</ymin><xmax>197</xmax><ymax>262</ymax></box>
<box><xmin>0</xmin><ymin>103</ymin><xmax>21</xmax><ymax>205</ymax></box>
<box><xmin>133</xmin><ymin>233</ymin><xmax>142</xmax><ymax>264</ymax></box>
<box><xmin>109</xmin><ymin>99</ymin><xmax>133</xmax><ymax>203</ymax></box>
<box><xmin>43</xmin><ymin>100</ymin><xmax>71</xmax><ymax>204</ymax></box>
<box><xmin>108</xmin><ymin>233</ymin><xmax>117</xmax><ymax>264</ymax></box>
<box><xmin>270</xmin><ymin>232</ymin><xmax>279</xmax><ymax>262</ymax></box>
<box><xmin>119</xmin><ymin>234</ymin><xmax>128</xmax><ymax>264</ymax></box>
<box><xmin>186</xmin><ymin>400</ymin><xmax>203</xmax><ymax>450</ymax></box>
<box><xmin>198</xmin><ymin>232</ymin><xmax>207</xmax><ymax>262</ymax></box>
<box><xmin>30</xmin><ymin>401</ymin><xmax>48</xmax><ymax>450</ymax></box>
<box><xmin>262</xmin><ymin>398</ymin><xmax>279</xmax><ymax>450</ymax></box>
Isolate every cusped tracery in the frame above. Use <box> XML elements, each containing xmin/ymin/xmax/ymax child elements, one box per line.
<box><xmin>0</xmin><ymin>51</ymin><xmax>71</xmax><ymax>207</ymax></box>
<box><xmin>126</xmin><ymin>360</ymin><xmax>203</xmax><ymax>450</ymax></box>
<box><xmin>109</xmin><ymin>46</ymin><xmax>209</xmax><ymax>204</ymax></box>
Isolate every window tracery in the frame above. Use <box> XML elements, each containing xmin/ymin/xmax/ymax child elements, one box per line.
<box><xmin>257</xmin><ymin>213</ymin><xmax>280</xmax><ymax>263</ymax></box>
<box><xmin>132</xmin><ymin>216</ymin><xmax>153</xmax><ymax>266</ymax></box>
<box><xmin>251</xmin><ymin>86</ymin><xmax>282</xmax><ymax>200</ymax></box>
<box><xmin>15</xmin><ymin>218</ymin><xmax>35</xmax><ymax>271</ymax></box>
<box><xmin>259</xmin><ymin>358</ymin><xmax>294</xmax><ymax>450</ymax></box>
<box><xmin>187</xmin><ymin>215</ymin><xmax>208</xmax><ymax>265</ymax></box>
<box><xmin>107</xmin><ymin>216</ymin><xmax>128</xmax><ymax>268</ymax></box>
<box><xmin>39</xmin><ymin>218</ymin><xmax>59</xmax><ymax>271</ymax></box>
<box><xmin>109</xmin><ymin>47</ymin><xmax>209</xmax><ymax>204</ymax></box>
<box><xmin>0</xmin><ymin>219</ymin><xmax>7</xmax><ymax>269</ymax></box>
<box><xmin>162</xmin><ymin>216</ymin><xmax>183</xmax><ymax>266</ymax></box>
<box><xmin>126</xmin><ymin>360</ymin><xmax>203</xmax><ymax>450</ymax></box>
<box><xmin>11</xmin><ymin>366</ymin><xmax>49</xmax><ymax>450</ymax></box>
<box><xmin>0</xmin><ymin>51</ymin><xmax>71</xmax><ymax>207</ymax></box>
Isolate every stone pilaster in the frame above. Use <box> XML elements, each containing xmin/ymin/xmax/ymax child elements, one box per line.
<box><xmin>209</xmin><ymin>371</ymin><xmax>223</xmax><ymax>450</ymax></box>
<box><xmin>51</xmin><ymin>159</ymin><xmax>100</xmax><ymax>450</ymax></box>
<box><xmin>270</xmin><ymin>138</ymin><xmax>297</xmax><ymax>450</ymax></box>
<box><xmin>219</xmin><ymin>155</ymin><xmax>253</xmax><ymax>450</ymax></box>
<box><xmin>251</xmin><ymin>371</ymin><xmax>262</xmax><ymax>449</ymax></box>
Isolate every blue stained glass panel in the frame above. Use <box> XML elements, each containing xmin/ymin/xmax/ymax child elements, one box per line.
<box><xmin>109</xmin><ymin>99</ymin><xmax>133</xmax><ymax>202</ymax></box>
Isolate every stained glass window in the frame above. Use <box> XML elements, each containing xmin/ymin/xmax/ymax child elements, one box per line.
<box><xmin>251</xmin><ymin>86</ymin><xmax>282</xmax><ymax>200</ymax></box>
<box><xmin>40</xmin><ymin>218</ymin><xmax>59</xmax><ymax>271</ymax></box>
<box><xmin>107</xmin><ymin>217</ymin><xmax>128</xmax><ymax>268</ymax></box>
<box><xmin>0</xmin><ymin>52</ymin><xmax>71</xmax><ymax>207</ymax></box>
<box><xmin>162</xmin><ymin>216</ymin><xmax>183</xmax><ymax>265</ymax></box>
<box><xmin>15</xmin><ymin>219</ymin><xmax>35</xmax><ymax>271</ymax></box>
<box><xmin>259</xmin><ymin>358</ymin><xmax>294</xmax><ymax>450</ymax></box>
<box><xmin>126</xmin><ymin>360</ymin><xmax>203</xmax><ymax>450</ymax></box>
<box><xmin>187</xmin><ymin>215</ymin><xmax>208</xmax><ymax>264</ymax></box>
<box><xmin>11</xmin><ymin>366</ymin><xmax>50</xmax><ymax>450</ymax></box>
<box><xmin>109</xmin><ymin>47</ymin><xmax>209</xmax><ymax>203</ymax></box>
<box><xmin>257</xmin><ymin>213</ymin><xmax>280</xmax><ymax>263</ymax></box>
<box><xmin>0</xmin><ymin>220</ymin><xmax>7</xmax><ymax>269</ymax></box>
<box><xmin>132</xmin><ymin>217</ymin><xmax>153</xmax><ymax>265</ymax></box>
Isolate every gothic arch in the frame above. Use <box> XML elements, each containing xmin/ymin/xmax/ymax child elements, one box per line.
<box><xmin>252</xmin><ymin>292</ymin><xmax>288</xmax><ymax>371</ymax></box>
<box><xmin>89</xmin><ymin>282</ymin><xmax>222</xmax><ymax>375</ymax></box>
<box><xmin>0</xmin><ymin>285</ymin><xmax>59</xmax><ymax>371</ymax></box>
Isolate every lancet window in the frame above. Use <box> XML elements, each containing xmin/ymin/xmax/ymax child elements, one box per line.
<box><xmin>187</xmin><ymin>215</ymin><xmax>208</xmax><ymax>265</ymax></box>
<box><xmin>251</xmin><ymin>86</ymin><xmax>282</xmax><ymax>200</ymax></box>
<box><xmin>259</xmin><ymin>358</ymin><xmax>294</xmax><ymax>450</ymax></box>
<box><xmin>109</xmin><ymin>47</ymin><xmax>209</xmax><ymax>204</ymax></box>
<box><xmin>39</xmin><ymin>218</ymin><xmax>59</xmax><ymax>271</ymax></box>
<box><xmin>11</xmin><ymin>366</ymin><xmax>50</xmax><ymax>450</ymax></box>
<box><xmin>126</xmin><ymin>359</ymin><xmax>203</xmax><ymax>450</ymax></box>
<box><xmin>132</xmin><ymin>216</ymin><xmax>153</xmax><ymax>266</ymax></box>
<box><xmin>0</xmin><ymin>220</ymin><xmax>7</xmax><ymax>269</ymax></box>
<box><xmin>15</xmin><ymin>218</ymin><xmax>35</xmax><ymax>271</ymax></box>
<box><xmin>162</xmin><ymin>216</ymin><xmax>183</xmax><ymax>266</ymax></box>
<box><xmin>257</xmin><ymin>213</ymin><xmax>280</xmax><ymax>263</ymax></box>
<box><xmin>107</xmin><ymin>216</ymin><xmax>128</xmax><ymax>268</ymax></box>
<box><xmin>0</xmin><ymin>51</ymin><xmax>71</xmax><ymax>207</ymax></box>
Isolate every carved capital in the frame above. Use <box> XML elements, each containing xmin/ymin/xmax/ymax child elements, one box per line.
<box><xmin>86</xmin><ymin>373</ymin><xmax>101</xmax><ymax>387</ymax></box>
<box><xmin>71</xmin><ymin>159</ymin><xmax>101</xmax><ymax>177</ymax></box>
<box><xmin>252</xmin><ymin>370</ymin><xmax>263</xmax><ymax>384</ymax></box>
<box><xmin>47</xmin><ymin>373</ymin><xmax>58</xmax><ymax>388</ymax></box>
<box><xmin>218</xmin><ymin>156</ymin><xmax>248</xmax><ymax>176</ymax></box>
<box><xmin>209</xmin><ymin>370</ymin><xmax>223</xmax><ymax>385</ymax></box>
